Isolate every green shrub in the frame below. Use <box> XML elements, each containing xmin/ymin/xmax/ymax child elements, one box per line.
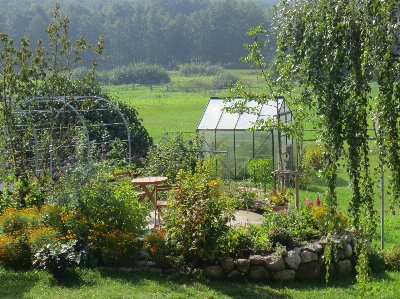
<box><xmin>268</xmin><ymin>227</ymin><xmax>294</xmax><ymax>248</ymax></box>
<box><xmin>142</xmin><ymin>133</ymin><xmax>202</xmax><ymax>182</ymax></box>
<box><xmin>232</xmin><ymin>186</ymin><xmax>257</xmax><ymax>210</ymax></box>
<box><xmin>303</xmin><ymin>144</ymin><xmax>325</xmax><ymax>169</ymax></box>
<box><xmin>0</xmin><ymin>176</ymin><xmax>45</xmax><ymax>212</ymax></box>
<box><xmin>71</xmin><ymin>66</ymin><xmax>90</xmax><ymax>80</ymax></box>
<box><xmin>163</xmin><ymin>158</ymin><xmax>236</xmax><ymax>270</ymax></box>
<box><xmin>382</xmin><ymin>243</ymin><xmax>400</xmax><ymax>271</ymax></box>
<box><xmin>32</xmin><ymin>238</ymin><xmax>93</xmax><ymax>279</ymax></box>
<box><xmin>212</xmin><ymin>71</ymin><xmax>240</xmax><ymax>89</ymax></box>
<box><xmin>95</xmin><ymin>230</ymin><xmax>140</xmax><ymax>268</ymax></box>
<box><xmin>142</xmin><ymin>230</ymin><xmax>172</xmax><ymax>268</ymax></box>
<box><xmin>0</xmin><ymin>207</ymin><xmax>41</xmax><ymax>235</ymax></box>
<box><xmin>0</xmin><ymin>207</ymin><xmax>57</xmax><ymax>269</ymax></box>
<box><xmin>217</xmin><ymin>225</ymin><xmax>255</xmax><ymax>257</ymax></box>
<box><xmin>0</xmin><ymin>234</ymin><xmax>32</xmax><ymax>269</ymax></box>
<box><xmin>246</xmin><ymin>158</ymin><xmax>273</xmax><ymax>188</ymax></box>
<box><xmin>179</xmin><ymin>63</ymin><xmax>224</xmax><ymax>76</ymax></box>
<box><xmin>47</xmin><ymin>159</ymin><xmax>149</xmax><ymax>238</ymax></box>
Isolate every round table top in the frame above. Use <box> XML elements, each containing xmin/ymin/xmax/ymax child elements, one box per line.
<box><xmin>131</xmin><ymin>176</ymin><xmax>168</xmax><ymax>184</ymax></box>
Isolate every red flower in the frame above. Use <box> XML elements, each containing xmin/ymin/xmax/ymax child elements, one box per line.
<box><xmin>309</xmin><ymin>202</ymin><xmax>314</xmax><ymax>209</ymax></box>
<box><xmin>316</xmin><ymin>198</ymin><xmax>321</xmax><ymax>206</ymax></box>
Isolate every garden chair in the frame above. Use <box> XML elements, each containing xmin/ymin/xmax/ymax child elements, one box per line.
<box><xmin>113</xmin><ymin>170</ymin><xmax>146</xmax><ymax>201</ymax></box>
<box><xmin>153</xmin><ymin>184</ymin><xmax>181</xmax><ymax>229</ymax></box>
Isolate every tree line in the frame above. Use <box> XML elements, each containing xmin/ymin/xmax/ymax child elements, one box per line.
<box><xmin>0</xmin><ymin>0</ymin><xmax>277</xmax><ymax>71</ymax></box>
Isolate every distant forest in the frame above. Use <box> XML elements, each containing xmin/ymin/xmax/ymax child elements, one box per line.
<box><xmin>0</xmin><ymin>0</ymin><xmax>278</xmax><ymax>70</ymax></box>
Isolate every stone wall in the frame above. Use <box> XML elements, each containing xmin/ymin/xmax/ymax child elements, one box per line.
<box><xmin>202</xmin><ymin>232</ymin><xmax>355</xmax><ymax>281</ymax></box>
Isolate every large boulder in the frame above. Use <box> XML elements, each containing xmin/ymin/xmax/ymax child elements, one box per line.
<box><xmin>248</xmin><ymin>265</ymin><xmax>270</xmax><ymax>280</ymax></box>
<box><xmin>295</xmin><ymin>261</ymin><xmax>321</xmax><ymax>280</ymax></box>
<box><xmin>220</xmin><ymin>257</ymin><xmax>235</xmax><ymax>272</ymax></box>
<box><xmin>337</xmin><ymin>259</ymin><xmax>352</xmax><ymax>275</ymax></box>
<box><xmin>264</xmin><ymin>254</ymin><xmax>285</xmax><ymax>271</ymax></box>
<box><xmin>202</xmin><ymin>266</ymin><xmax>223</xmax><ymax>278</ymax></box>
<box><xmin>235</xmin><ymin>259</ymin><xmax>251</xmax><ymax>273</ymax></box>
<box><xmin>273</xmin><ymin>270</ymin><xmax>296</xmax><ymax>281</ymax></box>
<box><xmin>285</xmin><ymin>250</ymin><xmax>301</xmax><ymax>270</ymax></box>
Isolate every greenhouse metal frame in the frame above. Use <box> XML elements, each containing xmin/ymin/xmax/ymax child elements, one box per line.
<box><xmin>196</xmin><ymin>97</ymin><xmax>297</xmax><ymax>179</ymax></box>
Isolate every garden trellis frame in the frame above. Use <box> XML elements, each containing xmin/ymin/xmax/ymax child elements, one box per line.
<box><xmin>2</xmin><ymin>96</ymin><xmax>132</xmax><ymax>176</ymax></box>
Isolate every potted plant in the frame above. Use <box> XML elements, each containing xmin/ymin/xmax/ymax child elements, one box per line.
<box><xmin>267</xmin><ymin>187</ymin><xmax>291</xmax><ymax>211</ymax></box>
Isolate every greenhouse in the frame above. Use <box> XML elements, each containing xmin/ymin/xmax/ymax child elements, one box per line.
<box><xmin>197</xmin><ymin>97</ymin><xmax>297</xmax><ymax>179</ymax></box>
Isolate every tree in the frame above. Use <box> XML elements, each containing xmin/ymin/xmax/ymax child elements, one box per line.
<box><xmin>232</xmin><ymin>0</ymin><xmax>400</xmax><ymax>292</ymax></box>
<box><xmin>0</xmin><ymin>3</ymin><xmax>104</xmax><ymax>182</ymax></box>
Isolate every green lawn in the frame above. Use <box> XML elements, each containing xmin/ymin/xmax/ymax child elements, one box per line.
<box><xmin>1</xmin><ymin>266</ymin><xmax>399</xmax><ymax>299</ymax></box>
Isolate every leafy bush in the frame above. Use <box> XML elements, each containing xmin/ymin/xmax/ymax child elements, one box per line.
<box><xmin>179</xmin><ymin>63</ymin><xmax>224</xmax><ymax>76</ymax></box>
<box><xmin>217</xmin><ymin>225</ymin><xmax>256</xmax><ymax>258</ymax></box>
<box><xmin>212</xmin><ymin>71</ymin><xmax>240</xmax><ymax>89</ymax></box>
<box><xmin>268</xmin><ymin>227</ymin><xmax>294</xmax><ymax>248</ymax></box>
<box><xmin>142</xmin><ymin>133</ymin><xmax>202</xmax><ymax>182</ymax></box>
<box><xmin>47</xmin><ymin>159</ymin><xmax>149</xmax><ymax>237</ymax></box>
<box><xmin>246</xmin><ymin>158</ymin><xmax>273</xmax><ymax>188</ymax></box>
<box><xmin>0</xmin><ymin>207</ymin><xmax>57</xmax><ymax>269</ymax></box>
<box><xmin>100</xmin><ymin>63</ymin><xmax>171</xmax><ymax>85</ymax></box>
<box><xmin>232</xmin><ymin>186</ymin><xmax>257</xmax><ymax>210</ymax></box>
<box><xmin>259</xmin><ymin>197</ymin><xmax>349</xmax><ymax>249</ymax></box>
<box><xmin>142</xmin><ymin>230</ymin><xmax>172</xmax><ymax>268</ymax></box>
<box><xmin>382</xmin><ymin>244</ymin><xmax>400</xmax><ymax>271</ymax></box>
<box><xmin>93</xmin><ymin>230</ymin><xmax>141</xmax><ymax>267</ymax></box>
<box><xmin>71</xmin><ymin>66</ymin><xmax>90</xmax><ymax>80</ymax></box>
<box><xmin>32</xmin><ymin>238</ymin><xmax>94</xmax><ymax>279</ymax></box>
<box><xmin>163</xmin><ymin>158</ymin><xmax>236</xmax><ymax>271</ymax></box>
<box><xmin>303</xmin><ymin>144</ymin><xmax>325</xmax><ymax>169</ymax></box>
<box><xmin>0</xmin><ymin>176</ymin><xmax>45</xmax><ymax>212</ymax></box>
<box><xmin>0</xmin><ymin>234</ymin><xmax>32</xmax><ymax>269</ymax></box>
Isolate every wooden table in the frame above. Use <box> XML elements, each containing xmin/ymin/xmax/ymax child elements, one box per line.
<box><xmin>131</xmin><ymin>176</ymin><xmax>168</xmax><ymax>229</ymax></box>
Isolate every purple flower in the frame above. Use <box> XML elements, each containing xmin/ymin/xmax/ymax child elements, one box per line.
<box><xmin>316</xmin><ymin>198</ymin><xmax>321</xmax><ymax>206</ymax></box>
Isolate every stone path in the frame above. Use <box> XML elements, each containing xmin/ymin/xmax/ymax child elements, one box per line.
<box><xmin>146</xmin><ymin>209</ymin><xmax>265</xmax><ymax>230</ymax></box>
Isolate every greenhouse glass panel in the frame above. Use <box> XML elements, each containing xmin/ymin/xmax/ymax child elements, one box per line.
<box><xmin>217</xmin><ymin>111</ymin><xmax>240</xmax><ymax>130</ymax></box>
<box><xmin>197</xmin><ymin>98</ymin><xmax>225</xmax><ymax>130</ymax></box>
<box><xmin>236</xmin><ymin>101</ymin><xmax>259</xmax><ymax>130</ymax></box>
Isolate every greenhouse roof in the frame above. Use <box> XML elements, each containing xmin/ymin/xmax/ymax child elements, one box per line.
<box><xmin>197</xmin><ymin>97</ymin><xmax>285</xmax><ymax>130</ymax></box>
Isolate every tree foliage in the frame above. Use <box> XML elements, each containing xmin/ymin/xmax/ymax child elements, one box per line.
<box><xmin>0</xmin><ymin>0</ymin><xmax>271</xmax><ymax>69</ymax></box>
<box><xmin>224</xmin><ymin>0</ymin><xmax>400</xmax><ymax>291</ymax></box>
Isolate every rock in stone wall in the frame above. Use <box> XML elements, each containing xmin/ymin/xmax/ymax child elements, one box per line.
<box><xmin>202</xmin><ymin>233</ymin><xmax>356</xmax><ymax>281</ymax></box>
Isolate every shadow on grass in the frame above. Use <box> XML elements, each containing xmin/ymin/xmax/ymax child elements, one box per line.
<box><xmin>47</xmin><ymin>268</ymin><xmax>96</xmax><ymax>288</ymax></box>
<box><xmin>97</xmin><ymin>268</ymin><xmax>288</xmax><ymax>299</ymax></box>
<box><xmin>95</xmin><ymin>267</ymin><xmax>395</xmax><ymax>299</ymax></box>
<box><xmin>0</xmin><ymin>268</ymin><xmax>40</xmax><ymax>299</ymax></box>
